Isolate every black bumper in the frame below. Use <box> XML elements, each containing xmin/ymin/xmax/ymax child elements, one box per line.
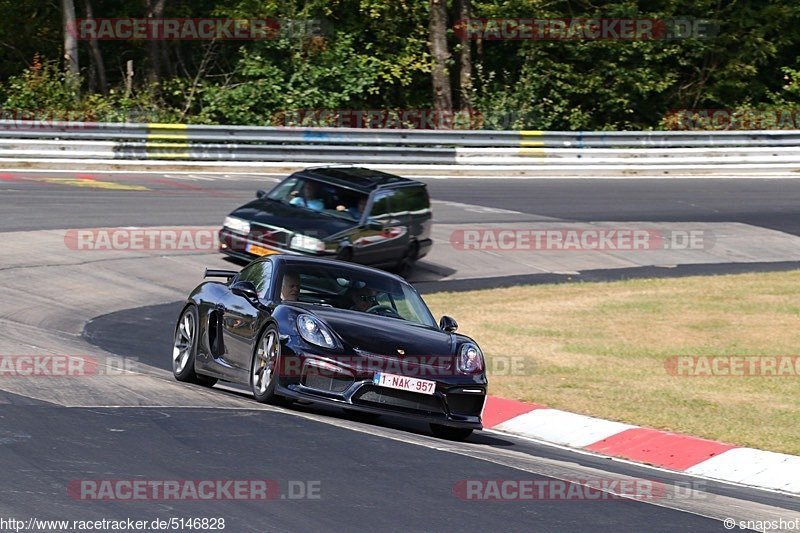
<box><xmin>276</xmin><ymin>344</ymin><xmax>486</xmax><ymax>429</ymax></box>
<box><xmin>218</xmin><ymin>227</ymin><xmax>315</xmax><ymax>262</ymax></box>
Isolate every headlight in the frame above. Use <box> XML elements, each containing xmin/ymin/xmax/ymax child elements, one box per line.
<box><xmin>290</xmin><ymin>234</ymin><xmax>326</xmax><ymax>253</ymax></box>
<box><xmin>296</xmin><ymin>314</ymin><xmax>337</xmax><ymax>349</ymax></box>
<box><xmin>224</xmin><ymin>216</ymin><xmax>250</xmax><ymax>234</ymax></box>
<box><xmin>458</xmin><ymin>343</ymin><xmax>484</xmax><ymax>374</ymax></box>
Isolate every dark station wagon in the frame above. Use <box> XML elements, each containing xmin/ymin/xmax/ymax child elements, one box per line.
<box><xmin>219</xmin><ymin>167</ymin><xmax>433</xmax><ymax>274</ymax></box>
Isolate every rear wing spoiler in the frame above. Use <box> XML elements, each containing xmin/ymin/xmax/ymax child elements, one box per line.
<box><xmin>204</xmin><ymin>269</ymin><xmax>237</xmax><ymax>280</ymax></box>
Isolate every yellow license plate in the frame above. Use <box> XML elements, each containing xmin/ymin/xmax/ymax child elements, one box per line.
<box><xmin>247</xmin><ymin>243</ymin><xmax>278</xmax><ymax>257</ymax></box>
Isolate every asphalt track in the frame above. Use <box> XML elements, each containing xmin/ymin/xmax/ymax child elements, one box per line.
<box><xmin>0</xmin><ymin>401</ymin><xmax>733</xmax><ymax>532</ymax></box>
<box><xmin>3</xmin><ymin>172</ymin><xmax>800</xmax><ymax>234</ymax></box>
<box><xmin>4</xmin><ymin>171</ymin><xmax>800</xmax><ymax>292</ymax></box>
<box><xmin>2</xmin><ymin>170</ymin><xmax>800</xmax><ymax>531</ymax></box>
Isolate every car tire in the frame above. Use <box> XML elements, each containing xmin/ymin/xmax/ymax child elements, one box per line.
<box><xmin>396</xmin><ymin>241</ymin><xmax>419</xmax><ymax>277</ymax></box>
<box><xmin>172</xmin><ymin>305</ymin><xmax>218</xmax><ymax>387</ymax></box>
<box><xmin>336</xmin><ymin>247</ymin><xmax>353</xmax><ymax>263</ymax></box>
<box><xmin>251</xmin><ymin>324</ymin><xmax>289</xmax><ymax>405</ymax></box>
<box><xmin>429</xmin><ymin>423</ymin><xmax>473</xmax><ymax>441</ymax></box>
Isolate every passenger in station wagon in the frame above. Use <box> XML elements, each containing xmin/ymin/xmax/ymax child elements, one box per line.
<box><xmin>281</xmin><ymin>272</ymin><xmax>301</xmax><ymax>301</ymax></box>
<box><xmin>337</xmin><ymin>195</ymin><xmax>368</xmax><ymax>220</ymax></box>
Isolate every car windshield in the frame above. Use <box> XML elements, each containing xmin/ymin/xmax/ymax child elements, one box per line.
<box><xmin>279</xmin><ymin>263</ymin><xmax>437</xmax><ymax>327</ymax></box>
<box><xmin>268</xmin><ymin>177</ymin><xmax>368</xmax><ymax>221</ymax></box>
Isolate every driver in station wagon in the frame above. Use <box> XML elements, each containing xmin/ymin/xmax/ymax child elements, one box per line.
<box><xmin>289</xmin><ymin>180</ymin><xmax>325</xmax><ymax>211</ymax></box>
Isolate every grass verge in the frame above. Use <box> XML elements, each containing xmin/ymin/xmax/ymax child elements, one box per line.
<box><xmin>425</xmin><ymin>270</ymin><xmax>800</xmax><ymax>455</ymax></box>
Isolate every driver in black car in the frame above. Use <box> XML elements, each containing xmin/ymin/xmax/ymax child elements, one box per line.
<box><xmin>281</xmin><ymin>272</ymin><xmax>301</xmax><ymax>301</ymax></box>
<box><xmin>348</xmin><ymin>287</ymin><xmax>377</xmax><ymax>312</ymax></box>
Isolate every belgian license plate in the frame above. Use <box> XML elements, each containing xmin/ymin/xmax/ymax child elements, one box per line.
<box><xmin>247</xmin><ymin>243</ymin><xmax>277</xmax><ymax>257</ymax></box>
<box><xmin>373</xmin><ymin>372</ymin><xmax>436</xmax><ymax>395</ymax></box>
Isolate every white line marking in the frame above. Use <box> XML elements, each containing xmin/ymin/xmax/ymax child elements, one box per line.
<box><xmin>431</xmin><ymin>199</ymin><xmax>528</xmax><ymax>215</ymax></box>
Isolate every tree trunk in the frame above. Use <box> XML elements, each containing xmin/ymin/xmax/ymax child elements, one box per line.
<box><xmin>83</xmin><ymin>0</ymin><xmax>107</xmax><ymax>93</ymax></box>
<box><xmin>61</xmin><ymin>0</ymin><xmax>79</xmax><ymax>78</ymax></box>
<box><xmin>428</xmin><ymin>0</ymin><xmax>453</xmax><ymax>118</ymax></box>
<box><xmin>456</xmin><ymin>0</ymin><xmax>472</xmax><ymax>112</ymax></box>
<box><xmin>124</xmin><ymin>60</ymin><xmax>134</xmax><ymax>99</ymax></box>
<box><xmin>146</xmin><ymin>0</ymin><xmax>166</xmax><ymax>84</ymax></box>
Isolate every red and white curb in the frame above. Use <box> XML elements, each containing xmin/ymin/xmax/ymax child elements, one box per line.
<box><xmin>483</xmin><ymin>396</ymin><xmax>800</xmax><ymax>495</ymax></box>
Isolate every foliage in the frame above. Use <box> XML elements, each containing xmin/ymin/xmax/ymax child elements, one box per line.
<box><xmin>1</xmin><ymin>0</ymin><xmax>800</xmax><ymax>129</ymax></box>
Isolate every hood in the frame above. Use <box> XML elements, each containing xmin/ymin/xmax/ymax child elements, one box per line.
<box><xmin>305</xmin><ymin>307</ymin><xmax>454</xmax><ymax>357</ymax></box>
<box><xmin>231</xmin><ymin>199</ymin><xmax>356</xmax><ymax>239</ymax></box>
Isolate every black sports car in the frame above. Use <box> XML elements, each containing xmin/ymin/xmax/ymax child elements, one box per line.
<box><xmin>172</xmin><ymin>255</ymin><xmax>487</xmax><ymax>440</ymax></box>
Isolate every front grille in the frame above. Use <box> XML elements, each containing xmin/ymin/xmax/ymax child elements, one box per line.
<box><xmin>250</xmin><ymin>224</ymin><xmax>292</xmax><ymax>247</ymax></box>
<box><xmin>446</xmin><ymin>393</ymin><xmax>485</xmax><ymax>417</ymax></box>
<box><xmin>353</xmin><ymin>386</ymin><xmax>444</xmax><ymax>414</ymax></box>
<box><xmin>302</xmin><ymin>366</ymin><xmax>353</xmax><ymax>393</ymax></box>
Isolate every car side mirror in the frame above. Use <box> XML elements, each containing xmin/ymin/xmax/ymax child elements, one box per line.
<box><xmin>255</xmin><ymin>189</ymin><xmax>267</xmax><ymax>199</ymax></box>
<box><xmin>439</xmin><ymin>315</ymin><xmax>458</xmax><ymax>332</ymax></box>
<box><xmin>231</xmin><ymin>280</ymin><xmax>259</xmax><ymax>300</ymax></box>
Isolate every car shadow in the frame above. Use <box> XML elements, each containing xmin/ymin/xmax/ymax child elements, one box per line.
<box><xmin>204</xmin><ymin>380</ymin><xmax>513</xmax><ymax>447</ymax></box>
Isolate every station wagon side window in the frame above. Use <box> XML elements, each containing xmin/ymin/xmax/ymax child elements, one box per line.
<box><xmin>368</xmin><ymin>190</ymin><xmax>395</xmax><ymax>221</ymax></box>
<box><xmin>393</xmin><ymin>186</ymin><xmax>430</xmax><ymax>215</ymax></box>
<box><xmin>237</xmin><ymin>260</ymin><xmax>273</xmax><ymax>300</ymax></box>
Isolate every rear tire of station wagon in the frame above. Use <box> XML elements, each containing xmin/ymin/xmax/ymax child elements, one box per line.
<box><xmin>336</xmin><ymin>247</ymin><xmax>353</xmax><ymax>263</ymax></box>
<box><xmin>430</xmin><ymin>424</ymin><xmax>473</xmax><ymax>441</ymax></box>
<box><xmin>396</xmin><ymin>241</ymin><xmax>419</xmax><ymax>278</ymax></box>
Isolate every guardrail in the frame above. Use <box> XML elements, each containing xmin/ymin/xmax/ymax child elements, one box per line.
<box><xmin>1</xmin><ymin>120</ymin><xmax>800</xmax><ymax>170</ymax></box>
